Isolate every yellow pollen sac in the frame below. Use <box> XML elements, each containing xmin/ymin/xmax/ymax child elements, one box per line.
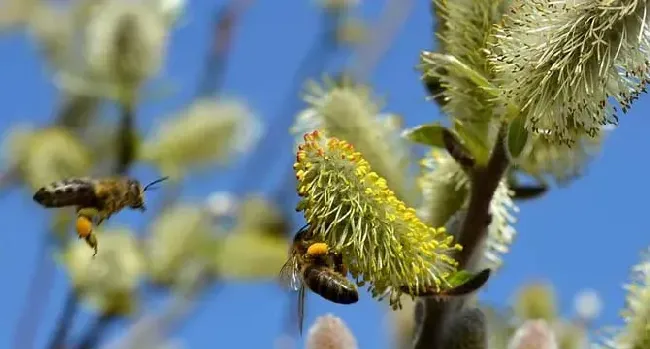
<box><xmin>307</xmin><ymin>242</ymin><xmax>329</xmax><ymax>256</ymax></box>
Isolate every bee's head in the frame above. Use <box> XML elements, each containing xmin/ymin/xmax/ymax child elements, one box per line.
<box><xmin>129</xmin><ymin>176</ymin><xmax>170</xmax><ymax>211</ymax></box>
<box><xmin>126</xmin><ymin>179</ymin><xmax>146</xmax><ymax>211</ymax></box>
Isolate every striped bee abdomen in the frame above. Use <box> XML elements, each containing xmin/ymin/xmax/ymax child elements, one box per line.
<box><xmin>33</xmin><ymin>178</ymin><xmax>101</xmax><ymax>208</ymax></box>
<box><xmin>303</xmin><ymin>265</ymin><xmax>359</xmax><ymax>305</ymax></box>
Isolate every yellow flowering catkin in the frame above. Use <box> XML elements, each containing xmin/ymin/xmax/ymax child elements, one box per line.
<box><xmin>294</xmin><ymin>130</ymin><xmax>462</xmax><ymax>308</ymax></box>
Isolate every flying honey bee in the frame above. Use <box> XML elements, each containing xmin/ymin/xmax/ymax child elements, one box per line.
<box><xmin>33</xmin><ymin>176</ymin><xmax>169</xmax><ymax>256</ymax></box>
<box><xmin>279</xmin><ymin>224</ymin><xmax>359</xmax><ymax>335</ymax></box>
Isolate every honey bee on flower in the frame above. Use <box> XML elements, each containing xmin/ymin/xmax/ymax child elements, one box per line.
<box><xmin>293</xmin><ymin>130</ymin><xmax>475</xmax><ymax>308</ymax></box>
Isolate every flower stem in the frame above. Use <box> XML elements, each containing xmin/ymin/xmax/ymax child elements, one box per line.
<box><xmin>46</xmin><ymin>290</ymin><xmax>79</xmax><ymax>349</ymax></box>
<box><xmin>13</xmin><ymin>94</ymin><xmax>100</xmax><ymax>349</ymax></box>
<box><xmin>116</xmin><ymin>101</ymin><xmax>136</xmax><ymax>176</ymax></box>
<box><xmin>413</xmin><ymin>121</ymin><xmax>511</xmax><ymax>349</ymax></box>
<box><xmin>75</xmin><ymin>314</ymin><xmax>115</xmax><ymax>349</ymax></box>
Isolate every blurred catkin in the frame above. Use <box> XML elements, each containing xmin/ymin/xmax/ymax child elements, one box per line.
<box><xmin>214</xmin><ymin>232</ymin><xmax>289</xmax><ymax>280</ymax></box>
<box><xmin>513</xmin><ymin>282</ymin><xmax>558</xmax><ymax>322</ymax></box>
<box><xmin>386</xmin><ymin>297</ymin><xmax>417</xmax><ymax>349</ymax></box>
<box><xmin>481</xmin><ymin>305</ymin><xmax>517</xmax><ymax>349</ymax></box>
<box><xmin>27</xmin><ymin>2</ymin><xmax>73</xmax><ymax>70</ymax></box>
<box><xmin>83</xmin><ymin>0</ymin><xmax>170</xmax><ymax>93</ymax></box>
<box><xmin>232</xmin><ymin>195</ymin><xmax>289</xmax><ymax>237</ymax></box>
<box><xmin>417</xmin><ymin>148</ymin><xmax>468</xmax><ymax>228</ymax></box>
<box><xmin>140</xmin><ymin>98</ymin><xmax>261</xmax><ymax>178</ymax></box>
<box><xmin>213</xmin><ymin>196</ymin><xmax>291</xmax><ymax>280</ymax></box>
<box><xmin>294</xmin><ymin>130</ymin><xmax>461</xmax><ymax>308</ymax></box>
<box><xmin>599</xmin><ymin>249</ymin><xmax>650</xmax><ymax>349</ymax></box>
<box><xmin>316</xmin><ymin>0</ymin><xmax>360</xmax><ymax>13</ymax></box>
<box><xmin>2</xmin><ymin>126</ymin><xmax>92</xmax><ymax>191</ymax></box>
<box><xmin>293</xmin><ymin>76</ymin><xmax>415</xmax><ymax>204</ymax></box>
<box><xmin>145</xmin><ymin>204</ymin><xmax>215</xmax><ymax>286</ymax></box>
<box><xmin>0</xmin><ymin>0</ymin><xmax>37</xmax><ymax>30</ymax></box>
<box><xmin>59</xmin><ymin>228</ymin><xmax>144</xmax><ymax>316</ymax></box>
<box><xmin>335</xmin><ymin>17</ymin><xmax>367</xmax><ymax>46</ymax></box>
<box><xmin>306</xmin><ymin>314</ymin><xmax>358</xmax><ymax>349</ymax></box>
<box><xmin>552</xmin><ymin>320</ymin><xmax>588</xmax><ymax>349</ymax></box>
<box><xmin>507</xmin><ymin>319</ymin><xmax>559</xmax><ymax>349</ymax></box>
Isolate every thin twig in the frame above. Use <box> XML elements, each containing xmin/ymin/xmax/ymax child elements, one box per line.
<box><xmin>346</xmin><ymin>0</ymin><xmax>415</xmax><ymax>82</ymax></box>
<box><xmin>12</xmin><ymin>94</ymin><xmax>101</xmax><ymax>349</ymax></box>
<box><xmin>56</xmin><ymin>95</ymin><xmax>101</xmax><ymax>130</ymax></box>
<box><xmin>413</xmin><ymin>123</ymin><xmax>510</xmax><ymax>349</ymax></box>
<box><xmin>75</xmin><ymin>314</ymin><xmax>116</xmax><ymax>349</ymax></box>
<box><xmin>59</xmin><ymin>88</ymin><xmax>141</xmax><ymax>349</ymax></box>
<box><xmin>233</xmin><ymin>12</ymin><xmax>339</xmax><ymax>196</ymax></box>
<box><xmin>196</xmin><ymin>0</ymin><xmax>255</xmax><ymax>98</ymax></box>
<box><xmin>45</xmin><ymin>290</ymin><xmax>80</xmax><ymax>349</ymax></box>
<box><xmin>12</xmin><ymin>235</ymin><xmax>56</xmax><ymax>349</ymax></box>
<box><xmin>146</xmin><ymin>0</ymin><xmax>254</xmax><ymax>222</ymax></box>
<box><xmin>116</xmin><ymin>101</ymin><xmax>136</xmax><ymax>176</ymax></box>
<box><xmin>99</xmin><ymin>265</ymin><xmax>211</xmax><ymax>349</ymax></box>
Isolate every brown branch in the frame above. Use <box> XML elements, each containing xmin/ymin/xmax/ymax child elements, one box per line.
<box><xmin>196</xmin><ymin>0</ymin><xmax>254</xmax><ymax>98</ymax></box>
<box><xmin>116</xmin><ymin>101</ymin><xmax>136</xmax><ymax>175</ymax></box>
<box><xmin>346</xmin><ymin>0</ymin><xmax>415</xmax><ymax>81</ymax></box>
<box><xmin>413</xmin><ymin>122</ymin><xmax>510</xmax><ymax>349</ymax></box>
<box><xmin>75</xmin><ymin>314</ymin><xmax>116</xmax><ymax>349</ymax></box>
<box><xmin>46</xmin><ymin>290</ymin><xmax>80</xmax><ymax>349</ymax></box>
<box><xmin>11</xmin><ymin>95</ymin><xmax>100</xmax><ymax>349</ymax></box>
<box><xmin>99</xmin><ymin>265</ymin><xmax>212</xmax><ymax>349</ymax></box>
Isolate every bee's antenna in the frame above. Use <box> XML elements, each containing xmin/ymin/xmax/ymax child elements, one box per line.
<box><xmin>143</xmin><ymin>176</ymin><xmax>170</xmax><ymax>192</ymax></box>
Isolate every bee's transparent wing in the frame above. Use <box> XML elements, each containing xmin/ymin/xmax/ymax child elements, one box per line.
<box><xmin>278</xmin><ymin>256</ymin><xmax>302</xmax><ymax>291</ymax></box>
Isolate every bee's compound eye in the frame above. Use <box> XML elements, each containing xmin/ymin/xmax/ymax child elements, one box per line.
<box><xmin>306</xmin><ymin>242</ymin><xmax>329</xmax><ymax>256</ymax></box>
<box><xmin>76</xmin><ymin>215</ymin><xmax>94</xmax><ymax>239</ymax></box>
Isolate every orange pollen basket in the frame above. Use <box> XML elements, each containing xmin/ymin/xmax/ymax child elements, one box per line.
<box><xmin>306</xmin><ymin>242</ymin><xmax>329</xmax><ymax>256</ymax></box>
<box><xmin>75</xmin><ymin>215</ymin><xmax>93</xmax><ymax>239</ymax></box>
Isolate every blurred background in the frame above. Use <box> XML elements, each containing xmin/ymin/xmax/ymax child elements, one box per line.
<box><xmin>1</xmin><ymin>0</ymin><xmax>650</xmax><ymax>348</ymax></box>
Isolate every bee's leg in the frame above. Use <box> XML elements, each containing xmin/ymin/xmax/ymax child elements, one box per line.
<box><xmin>76</xmin><ymin>213</ymin><xmax>94</xmax><ymax>240</ymax></box>
<box><xmin>95</xmin><ymin>212</ymin><xmax>111</xmax><ymax>227</ymax></box>
<box><xmin>75</xmin><ymin>213</ymin><xmax>98</xmax><ymax>257</ymax></box>
<box><xmin>331</xmin><ymin>252</ymin><xmax>348</xmax><ymax>275</ymax></box>
<box><xmin>85</xmin><ymin>233</ymin><xmax>98</xmax><ymax>257</ymax></box>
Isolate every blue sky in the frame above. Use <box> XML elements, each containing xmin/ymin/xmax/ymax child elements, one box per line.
<box><xmin>2</xmin><ymin>0</ymin><xmax>650</xmax><ymax>348</ymax></box>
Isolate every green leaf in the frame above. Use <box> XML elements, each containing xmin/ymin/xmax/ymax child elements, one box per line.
<box><xmin>447</xmin><ymin>269</ymin><xmax>491</xmax><ymax>292</ymax></box>
<box><xmin>506</xmin><ymin>114</ymin><xmax>529</xmax><ymax>162</ymax></box>
<box><xmin>401</xmin><ymin>123</ymin><xmax>447</xmax><ymax>147</ymax></box>
<box><xmin>448</xmin><ymin>270</ymin><xmax>474</xmax><ymax>287</ymax></box>
<box><xmin>399</xmin><ymin>269</ymin><xmax>491</xmax><ymax>298</ymax></box>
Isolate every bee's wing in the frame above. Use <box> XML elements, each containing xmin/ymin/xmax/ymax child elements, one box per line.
<box><xmin>278</xmin><ymin>256</ymin><xmax>302</xmax><ymax>291</ymax></box>
<box><xmin>298</xmin><ymin>284</ymin><xmax>306</xmax><ymax>336</ymax></box>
